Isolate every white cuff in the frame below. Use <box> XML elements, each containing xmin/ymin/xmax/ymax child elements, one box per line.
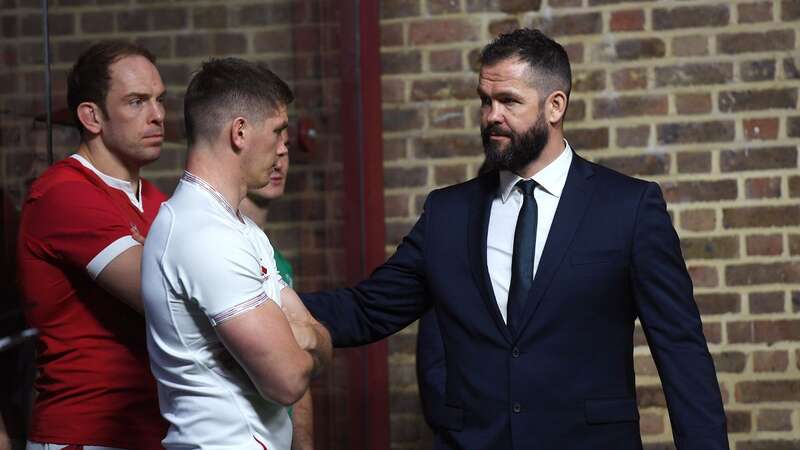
<box><xmin>86</xmin><ymin>236</ymin><xmax>139</xmax><ymax>280</ymax></box>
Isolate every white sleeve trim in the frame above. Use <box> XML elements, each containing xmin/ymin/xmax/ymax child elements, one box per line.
<box><xmin>86</xmin><ymin>235</ymin><xmax>140</xmax><ymax>280</ymax></box>
<box><xmin>211</xmin><ymin>292</ymin><xmax>271</xmax><ymax>326</ymax></box>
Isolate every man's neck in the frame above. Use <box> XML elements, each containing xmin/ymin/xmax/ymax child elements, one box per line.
<box><xmin>185</xmin><ymin>146</ymin><xmax>246</xmax><ymax>211</ymax></box>
<box><xmin>77</xmin><ymin>140</ymin><xmax>140</xmax><ymax>193</ymax></box>
<box><xmin>514</xmin><ymin>133</ymin><xmax>566</xmax><ymax>179</ymax></box>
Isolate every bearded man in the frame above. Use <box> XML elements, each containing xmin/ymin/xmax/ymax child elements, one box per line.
<box><xmin>301</xmin><ymin>29</ymin><xmax>728</xmax><ymax>450</ymax></box>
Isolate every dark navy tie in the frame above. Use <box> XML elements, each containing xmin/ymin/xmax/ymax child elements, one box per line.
<box><xmin>507</xmin><ymin>179</ymin><xmax>538</xmax><ymax>335</ymax></box>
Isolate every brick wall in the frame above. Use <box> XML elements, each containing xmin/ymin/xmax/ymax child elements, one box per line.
<box><xmin>380</xmin><ymin>0</ymin><xmax>800</xmax><ymax>449</ymax></box>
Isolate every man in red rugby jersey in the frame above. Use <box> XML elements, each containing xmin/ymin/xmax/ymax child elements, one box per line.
<box><xmin>17</xmin><ymin>41</ymin><xmax>169</xmax><ymax>450</ymax></box>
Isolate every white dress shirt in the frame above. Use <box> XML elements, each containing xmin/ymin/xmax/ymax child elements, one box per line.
<box><xmin>487</xmin><ymin>142</ymin><xmax>573</xmax><ymax>323</ymax></box>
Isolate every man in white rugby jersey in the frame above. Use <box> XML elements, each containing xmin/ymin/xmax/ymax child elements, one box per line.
<box><xmin>141</xmin><ymin>57</ymin><xmax>331</xmax><ymax>450</ymax></box>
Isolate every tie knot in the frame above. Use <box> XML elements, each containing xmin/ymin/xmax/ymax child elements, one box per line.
<box><xmin>515</xmin><ymin>179</ymin><xmax>537</xmax><ymax>197</ymax></box>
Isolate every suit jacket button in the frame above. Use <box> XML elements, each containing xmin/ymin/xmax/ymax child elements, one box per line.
<box><xmin>511</xmin><ymin>347</ymin><xmax>520</xmax><ymax>358</ymax></box>
<box><xmin>512</xmin><ymin>402</ymin><xmax>521</xmax><ymax>413</ymax></box>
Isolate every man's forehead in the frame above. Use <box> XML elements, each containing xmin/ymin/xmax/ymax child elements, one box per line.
<box><xmin>107</xmin><ymin>55</ymin><xmax>163</xmax><ymax>92</ymax></box>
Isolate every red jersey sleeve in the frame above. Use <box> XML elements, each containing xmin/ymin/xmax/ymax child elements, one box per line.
<box><xmin>20</xmin><ymin>180</ymin><xmax>139</xmax><ymax>278</ymax></box>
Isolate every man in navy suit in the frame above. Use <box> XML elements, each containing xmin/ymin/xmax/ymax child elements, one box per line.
<box><xmin>301</xmin><ymin>28</ymin><xmax>728</xmax><ymax>450</ymax></box>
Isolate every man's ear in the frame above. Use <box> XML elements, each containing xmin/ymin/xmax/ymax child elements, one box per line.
<box><xmin>76</xmin><ymin>102</ymin><xmax>103</xmax><ymax>134</ymax></box>
<box><xmin>546</xmin><ymin>90</ymin><xmax>568</xmax><ymax>125</ymax></box>
<box><xmin>230</xmin><ymin>116</ymin><xmax>247</xmax><ymax>153</ymax></box>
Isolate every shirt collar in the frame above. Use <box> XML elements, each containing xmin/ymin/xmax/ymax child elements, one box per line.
<box><xmin>181</xmin><ymin>171</ymin><xmax>244</xmax><ymax>223</ymax></box>
<box><xmin>498</xmin><ymin>140</ymin><xmax>574</xmax><ymax>203</ymax></box>
<box><xmin>70</xmin><ymin>153</ymin><xmax>143</xmax><ymax>211</ymax></box>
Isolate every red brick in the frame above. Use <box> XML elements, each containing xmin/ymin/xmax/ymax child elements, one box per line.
<box><xmin>682</xmin><ymin>236</ymin><xmax>739</xmax><ymax>260</ymax></box>
<box><xmin>741</xmin><ymin>59</ymin><xmax>776</xmax><ymax>82</ymax></box>
<box><xmin>753</xmin><ymin>350</ymin><xmax>789</xmax><ymax>372</ymax></box>
<box><xmin>726</xmin><ymin>410</ymin><xmax>752</xmax><ymax>433</ymax></box>
<box><xmin>662</xmin><ymin>180</ymin><xmax>737</xmax><ymax>203</ymax></box>
<box><xmin>254</xmin><ymin>31</ymin><xmax>293</xmax><ymax>53</ymax></box>
<box><xmin>704</xmin><ymin>322</ymin><xmax>722</xmax><ymax>344</ymax></box>
<box><xmin>676</xmin><ymin>151</ymin><xmax>710</xmax><ymax>173</ymax></box>
<box><xmin>415</xmin><ymin>134</ymin><xmax>481</xmax><ymax>159</ymax></box>
<box><xmin>597</xmin><ymin>154</ymin><xmax>669</xmax><ymax>176</ymax></box>
<box><xmin>736</xmin><ymin>380</ymin><xmax>800</xmax><ymax>403</ymax></box>
<box><xmin>672</xmin><ymin>35</ymin><xmax>708</xmax><ymax>57</ymax></box>
<box><xmin>534</xmin><ymin>12</ymin><xmax>602</xmax><ymax>37</ymax></box>
<box><xmin>675</xmin><ymin>93</ymin><xmax>712</xmax><ymax>115</ymax></box>
<box><xmin>466</xmin><ymin>0</ymin><xmax>542</xmax><ymax>13</ymax></box>
<box><xmin>382</xmin><ymin>79</ymin><xmax>405</xmax><ymax>103</ymax></box>
<box><xmin>695</xmin><ymin>293</ymin><xmax>740</xmax><ymax>315</ymax></box>
<box><xmin>211</xmin><ymin>32</ymin><xmax>246</xmax><ymax>55</ymax></box>
<box><xmin>384</xmin><ymin>166</ymin><xmax>428</xmax><ymax>189</ymax></box>
<box><xmin>791</xmin><ymin>234</ymin><xmax>800</xmax><ymax>255</ymax></box>
<box><xmin>750</xmin><ymin>291</ymin><xmax>786</xmax><ymax>314</ymax></box>
<box><xmin>384</xmin><ymin>194</ymin><xmax>410</xmax><ymax>219</ymax></box>
<box><xmin>383</xmin><ymin>108</ymin><xmax>424</xmax><ymax>132</ymax></box>
<box><xmin>657</xmin><ymin>121</ymin><xmax>735</xmax><ymax>145</ymax></box>
<box><xmin>723</xmin><ymin>206</ymin><xmax>800</xmax><ymax>228</ymax></box>
<box><xmin>430</xmin><ymin>107</ymin><xmax>465</xmax><ymax>129</ymax></box>
<box><xmin>653</xmin><ymin>5</ymin><xmax>729</xmax><ymax>30</ymax></box>
<box><xmin>409</xmin><ymin>19</ymin><xmax>480</xmax><ymax>45</ymax></box>
<box><xmin>743</xmin><ymin>118</ymin><xmax>779</xmax><ymax>140</ymax></box>
<box><xmin>634</xmin><ymin>354</ymin><xmax>657</xmax><ymax>376</ymax></box>
<box><xmin>381</xmin><ymin>23</ymin><xmax>404</xmax><ymax>47</ymax></box>
<box><xmin>428</xmin><ymin>0</ymin><xmax>462</xmax><ymax>14</ymax></box>
<box><xmin>739</xmin><ymin>1</ymin><xmax>773</xmax><ymax>23</ymax></box>
<box><xmin>381</xmin><ymin>0</ymin><xmax>420</xmax><ymax>18</ymax></box>
<box><xmin>757</xmin><ymin>409</ymin><xmax>793</xmax><ymax>432</ymax></box>
<box><xmin>135</xmin><ymin>37</ymin><xmax>171</xmax><ymax>59</ymax></box>
<box><xmin>566</xmin><ymin>127</ymin><xmax>608</xmax><ymax>150</ymax></box>
<box><xmin>782</xmin><ymin>0</ymin><xmax>800</xmax><ymax>20</ymax></box>
<box><xmin>152</xmin><ymin>7</ymin><xmax>187</xmax><ymax>30</ymax></box>
<box><xmin>610</xmin><ymin>9</ymin><xmax>644</xmax><ymax>32</ymax></box>
<box><xmin>411</xmin><ymin>78</ymin><xmax>473</xmax><ymax>101</ymax></box>
<box><xmin>434</xmin><ymin>164</ymin><xmax>468</xmax><ymax>186</ymax></box>
<box><xmin>429</xmin><ymin>49</ymin><xmax>462</xmax><ymax>72</ymax></box>
<box><xmin>193</xmin><ymin>6</ymin><xmax>227</xmax><ymax>29</ymax></box>
<box><xmin>745</xmin><ymin>177</ymin><xmax>782</xmax><ymax>199</ymax></box>
<box><xmin>639</xmin><ymin>412</ymin><xmax>664</xmax><ymax>435</ymax></box>
<box><xmin>612</xmin><ymin>67</ymin><xmax>647</xmax><ymax>91</ymax></box>
<box><xmin>593</xmin><ymin>95</ymin><xmax>667</xmax><ymax>119</ymax></box>
<box><xmin>728</xmin><ymin>321</ymin><xmax>754</xmax><ymax>343</ymax></box>
<box><xmin>790</xmin><ymin>116</ymin><xmax>800</xmax><ymax>138</ymax></box>
<box><xmin>616</xmin><ymin>125</ymin><xmax>649</xmax><ymax>148</ymax></box>
<box><xmin>176</xmin><ymin>34</ymin><xmax>211</xmax><ymax>57</ymax></box>
<box><xmin>573</xmin><ymin>70</ymin><xmax>605</xmax><ymax>92</ymax></box>
<box><xmin>722</xmin><ymin>146</ymin><xmax>797</xmax><ymax>172</ymax></box>
<box><xmin>382</xmin><ymin>51</ymin><xmax>422</xmax><ymax>74</ymax></box>
<box><xmin>565</xmin><ymin>99</ymin><xmax>585</xmax><ymax>122</ymax></box>
<box><xmin>489</xmin><ymin>18</ymin><xmax>520</xmax><ymax>37</ymax></box>
<box><xmin>549</xmin><ymin>0</ymin><xmax>581</xmax><ymax>6</ymax></box>
<box><xmin>717</xmin><ymin>30</ymin><xmax>795</xmax><ymax>54</ymax></box>
<box><xmin>719</xmin><ymin>88</ymin><xmax>798</xmax><ymax>112</ymax></box>
<box><xmin>615</xmin><ymin>38</ymin><xmax>666</xmax><ymax>60</ymax></box>
<box><xmin>688</xmin><ymin>265</ymin><xmax>718</xmax><ymax>288</ymax></box>
<box><xmin>680</xmin><ymin>209</ymin><xmax>715</xmax><ymax>232</ymax></box>
<box><xmin>738</xmin><ymin>440</ymin><xmax>800</xmax><ymax>450</ymax></box>
<box><xmin>726</xmin><ymin>263</ymin><xmax>800</xmax><ymax>285</ymax></box>
<box><xmin>80</xmin><ymin>11</ymin><xmax>114</xmax><ymax>34</ymax></box>
<box><xmin>563</xmin><ymin>43</ymin><xmax>583</xmax><ymax>64</ymax></box>
<box><xmin>785</xmin><ymin>57</ymin><xmax>800</xmax><ymax>79</ymax></box>
<box><xmin>746</xmin><ymin>233</ymin><xmax>784</xmax><ymax>255</ymax></box>
<box><xmin>637</xmin><ymin>385</ymin><xmax>666</xmax><ymax>408</ymax></box>
<box><xmin>755</xmin><ymin>319</ymin><xmax>800</xmax><ymax>343</ymax></box>
<box><xmin>655</xmin><ymin>63</ymin><xmax>732</xmax><ymax>87</ymax></box>
<box><xmin>383</xmin><ymin>138</ymin><xmax>407</xmax><ymax>161</ymax></box>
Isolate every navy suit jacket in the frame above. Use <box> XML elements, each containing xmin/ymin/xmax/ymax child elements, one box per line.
<box><xmin>302</xmin><ymin>153</ymin><xmax>728</xmax><ymax>450</ymax></box>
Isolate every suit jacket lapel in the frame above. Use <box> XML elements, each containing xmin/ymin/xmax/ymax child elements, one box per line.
<box><xmin>517</xmin><ymin>153</ymin><xmax>596</xmax><ymax>337</ymax></box>
<box><xmin>468</xmin><ymin>172</ymin><xmax>513</xmax><ymax>344</ymax></box>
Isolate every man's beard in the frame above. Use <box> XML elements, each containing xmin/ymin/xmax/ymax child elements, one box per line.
<box><xmin>481</xmin><ymin>113</ymin><xmax>549</xmax><ymax>174</ymax></box>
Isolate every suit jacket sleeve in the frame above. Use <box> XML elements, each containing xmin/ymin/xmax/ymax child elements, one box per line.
<box><xmin>300</xmin><ymin>194</ymin><xmax>434</xmax><ymax>347</ymax></box>
<box><xmin>630</xmin><ymin>182</ymin><xmax>729</xmax><ymax>450</ymax></box>
<box><xmin>416</xmin><ymin>309</ymin><xmax>446</xmax><ymax>430</ymax></box>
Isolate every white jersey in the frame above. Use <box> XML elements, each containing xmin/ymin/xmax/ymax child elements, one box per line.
<box><xmin>142</xmin><ymin>172</ymin><xmax>290</xmax><ymax>450</ymax></box>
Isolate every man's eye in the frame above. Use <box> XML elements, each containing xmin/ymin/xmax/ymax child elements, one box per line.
<box><xmin>131</xmin><ymin>98</ymin><xmax>144</xmax><ymax>106</ymax></box>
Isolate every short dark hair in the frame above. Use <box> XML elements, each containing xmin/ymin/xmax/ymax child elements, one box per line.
<box><xmin>184</xmin><ymin>58</ymin><xmax>294</xmax><ymax>147</ymax></box>
<box><xmin>479</xmin><ymin>28</ymin><xmax>571</xmax><ymax>100</ymax></box>
<box><xmin>67</xmin><ymin>41</ymin><xmax>156</xmax><ymax>133</ymax></box>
